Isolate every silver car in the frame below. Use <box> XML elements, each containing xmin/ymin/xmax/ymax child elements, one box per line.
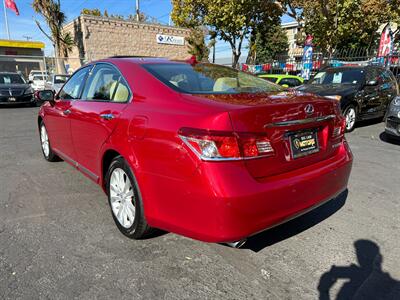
<box><xmin>45</xmin><ymin>74</ymin><xmax>70</xmax><ymax>93</ymax></box>
<box><xmin>385</xmin><ymin>96</ymin><xmax>400</xmax><ymax>139</ymax></box>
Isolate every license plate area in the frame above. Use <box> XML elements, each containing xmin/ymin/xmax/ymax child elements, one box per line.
<box><xmin>289</xmin><ymin>129</ymin><xmax>319</xmax><ymax>159</ymax></box>
<box><xmin>8</xmin><ymin>97</ymin><xmax>16</xmax><ymax>102</ymax></box>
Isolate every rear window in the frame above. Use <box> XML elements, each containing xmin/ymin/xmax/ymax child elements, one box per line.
<box><xmin>33</xmin><ymin>75</ymin><xmax>46</xmax><ymax>81</ymax></box>
<box><xmin>0</xmin><ymin>74</ymin><xmax>25</xmax><ymax>84</ymax></box>
<box><xmin>142</xmin><ymin>63</ymin><xmax>282</xmax><ymax>94</ymax></box>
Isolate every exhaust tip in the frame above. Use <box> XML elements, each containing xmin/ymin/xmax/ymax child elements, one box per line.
<box><xmin>225</xmin><ymin>239</ymin><xmax>247</xmax><ymax>248</ymax></box>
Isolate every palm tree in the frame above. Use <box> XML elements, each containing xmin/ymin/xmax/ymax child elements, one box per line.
<box><xmin>32</xmin><ymin>0</ymin><xmax>74</xmax><ymax>73</ymax></box>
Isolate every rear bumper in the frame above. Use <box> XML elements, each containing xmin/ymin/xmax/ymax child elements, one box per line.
<box><xmin>148</xmin><ymin>141</ymin><xmax>353</xmax><ymax>243</ymax></box>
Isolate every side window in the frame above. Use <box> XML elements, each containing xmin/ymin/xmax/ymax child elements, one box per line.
<box><xmin>381</xmin><ymin>70</ymin><xmax>393</xmax><ymax>83</ymax></box>
<box><xmin>58</xmin><ymin>67</ymin><xmax>90</xmax><ymax>100</ymax></box>
<box><xmin>82</xmin><ymin>64</ymin><xmax>131</xmax><ymax>102</ymax></box>
<box><xmin>366</xmin><ymin>68</ymin><xmax>379</xmax><ymax>83</ymax></box>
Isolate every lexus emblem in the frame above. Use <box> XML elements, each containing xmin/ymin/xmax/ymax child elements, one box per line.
<box><xmin>304</xmin><ymin>104</ymin><xmax>314</xmax><ymax>115</ymax></box>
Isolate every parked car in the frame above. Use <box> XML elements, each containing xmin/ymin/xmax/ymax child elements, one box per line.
<box><xmin>45</xmin><ymin>74</ymin><xmax>70</xmax><ymax>93</ymax></box>
<box><xmin>258</xmin><ymin>74</ymin><xmax>304</xmax><ymax>88</ymax></box>
<box><xmin>36</xmin><ymin>58</ymin><xmax>353</xmax><ymax>246</ymax></box>
<box><xmin>385</xmin><ymin>96</ymin><xmax>400</xmax><ymax>139</ymax></box>
<box><xmin>30</xmin><ymin>74</ymin><xmax>48</xmax><ymax>91</ymax></box>
<box><xmin>297</xmin><ymin>66</ymin><xmax>399</xmax><ymax>132</ymax></box>
<box><xmin>0</xmin><ymin>72</ymin><xmax>35</xmax><ymax>106</ymax></box>
<box><xmin>28</xmin><ymin>70</ymin><xmax>48</xmax><ymax>82</ymax></box>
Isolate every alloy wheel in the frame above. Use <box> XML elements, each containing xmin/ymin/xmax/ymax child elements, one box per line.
<box><xmin>40</xmin><ymin>125</ymin><xmax>50</xmax><ymax>157</ymax></box>
<box><xmin>109</xmin><ymin>168</ymin><xmax>136</xmax><ymax>229</ymax></box>
<box><xmin>345</xmin><ymin>107</ymin><xmax>356</xmax><ymax>131</ymax></box>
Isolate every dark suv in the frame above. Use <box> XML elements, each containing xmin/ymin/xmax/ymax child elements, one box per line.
<box><xmin>297</xmin><ymin>66</ymin><xmax>399</xmax><ymax>131</ymax></box>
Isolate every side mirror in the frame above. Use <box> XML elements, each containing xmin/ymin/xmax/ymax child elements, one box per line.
<box><xmin>29</xmin><ymin>80</ymin><xmax>33</xmax><ymax>84</ymax></box>
<box><xmin>366</xmin><ymin>80</ymin><xmax>378</xmax><ymax>86</ymax></box>
<box><xmin>35</xmin><ymin>90</ymin><xmax>55</xmax><ymax>104</ymax></box>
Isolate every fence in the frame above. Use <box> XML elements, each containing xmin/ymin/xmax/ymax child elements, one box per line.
<box><xmin>242</xmin><ymin>48</ymin><xmax>400</xmax><ymax>80</ymax></box>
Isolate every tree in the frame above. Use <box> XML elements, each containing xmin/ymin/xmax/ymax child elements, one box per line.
<box><xmin>171</xmin><ymin>0</ymin><xmax>283</xmax><ymax>68</ymax></box>
<box><xmin>253</xmin><ymin>24</ymin><xmax>288</xmax><ymax>63</ymax></box>
<box><xmin>186</xmin><ymin>28</ymin><xmax>209</xmax><ymax>62</ymax></box>
<box><xmin>33</xmin><ymin>0</ymin><xmax>74</xmax><ymax>73</ymax></box>
<box><xmin>281</xmin><ymin>0</ymin><xmax>400</xmax><ymax>53</ymax></box>
<box><xmin>81</xmin><ymin>8</ymin><xmax>101</xmax><ymax>16</ymax></box>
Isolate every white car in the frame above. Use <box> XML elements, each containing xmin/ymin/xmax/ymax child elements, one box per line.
<box><xmin>45</xmin><ymin>74</ymin><xmax>70</xmax><ymax>93</ymax></box>
<box><xmin>28</xmin><ymin>70</ymin><xmax>48</xmax><ymax>82</ymax></box>
<box><xmin>31</xmin><ymin>74</ymin><xmax>48</xmax><ymax>91</ymax></box>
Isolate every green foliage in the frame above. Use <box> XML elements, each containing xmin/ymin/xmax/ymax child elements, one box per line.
<box><xmin>254</xmin><ymin>24</ymin><xmax>288</xmax><ymax>63</ymax></box>
<box><xmin>171</xmin><ymin>0</ymin><xmax>283</xmax><ymax>67</ymax></box>
<box><xmin>81</xmin><ymin>8</ymin><xmax>101</xmax><ymax>16</ymax></box>
<box><xmin>284</xmin><ymin>0</ymin><xmax>400</xmax><ymax>52</ymax></box>
<box><xmin>32</xmin><ymin>0</ymin><xmax>74</xmax><ymax>58</ymax></box>
<box><xmin>186</xmin><ymin>28</ymin><xmax>209</xmax><ymax>62</ymax></box>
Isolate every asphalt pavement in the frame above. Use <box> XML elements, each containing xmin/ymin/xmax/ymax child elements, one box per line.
<box><xmin>0</xmin><ymin>107</ymin><xmax>399</xmax><ymax>299</ymax></box>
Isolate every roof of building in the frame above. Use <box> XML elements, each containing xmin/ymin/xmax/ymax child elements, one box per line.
<box><xmin>0</xmin><ymin>39</ymin><xmax>45</xmax><ymax>49</ymax></box>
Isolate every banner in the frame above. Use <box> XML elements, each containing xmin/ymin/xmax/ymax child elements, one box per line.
<box><xmin>301</xmin><ymin>35</ymin><xmax>313</xmax><ymax>80</ymax></box>
<box><xmin>378</xmin><ymin>24</ymin><xmax>393</xmax><ymax>57</ymax></box>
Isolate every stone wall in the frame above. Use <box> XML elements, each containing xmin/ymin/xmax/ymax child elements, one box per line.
<box><xmin>64</xmin><ymin>15</ymin><xmax>192</xmax><ymax>68</ymax></box>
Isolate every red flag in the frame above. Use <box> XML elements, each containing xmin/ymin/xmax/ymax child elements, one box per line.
<box><xmin>5</xmin><ymin>0</ymin><xmax>19</xmax><ymax>16</ymax></box>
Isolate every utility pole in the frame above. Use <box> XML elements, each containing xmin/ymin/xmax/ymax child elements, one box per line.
<box><xmin>135</xmin><ymin>0</ymin><xmax>140</xmax><ymax>22</ymax></box>
<box><xmin>2</xmin><ymin>0</ymin><xmax>10</xmax><ymax>40</ymax></box>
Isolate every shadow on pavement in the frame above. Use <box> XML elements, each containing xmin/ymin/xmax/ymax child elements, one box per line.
<box><xmin>318</xmin><ymin>240</ymin><xmax>400</xmax><ymax>299</ymax></box>
<box><xmin>244</xmin><ymin>190</ymin><xmax>348</xmax><ymax>252</ymax></box>
<box><xmin>354</xmin><ymin>118</ymin><xmax>383</xmax><ymax>129</ymax></box>
<box><xmin>379</xmin><ymin>132</ymin><xmax>400</xmax><ymax>146</ymax></box>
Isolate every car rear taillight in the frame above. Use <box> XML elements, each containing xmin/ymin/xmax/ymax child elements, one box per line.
<box><xmin>179</xmin><ymin>128</ymin><xmax>274</xmax><ymax>161</ymax></box>
<box><xmin>332</xmin><ymin>117</ymin><xmax>346</xmax><ymax>138</ymax></box>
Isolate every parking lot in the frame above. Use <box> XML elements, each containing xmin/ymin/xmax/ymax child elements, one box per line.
<box><xmin>0</xmin><ymin>107</ymin><xmax>399</xmax><ymax>299</ymax></box>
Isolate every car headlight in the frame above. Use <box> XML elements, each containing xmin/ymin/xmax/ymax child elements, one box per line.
<box><xmin>392</xmin><ymin>96</ymin><xmax>400</xmax><ymax>106</ymax></box>
<box><xmin>325</xmin><ymin>95</ymin><xmax>342</xmax><ymax>101</ymax></box>
<box><xmin>24</xmin><ymin>87</ymin><xmax>34</xmax><ymax>94</ymax></box>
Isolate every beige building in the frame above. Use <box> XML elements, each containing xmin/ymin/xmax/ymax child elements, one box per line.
<box><xmin>281</xmin><ymin>21</ymin><xmax>303</xmax><ymax>57</ymax></box>
<box><xmin>63</xmin><ymin>14</ymin><xmax>192</xmax><ymax>71</ymax></box>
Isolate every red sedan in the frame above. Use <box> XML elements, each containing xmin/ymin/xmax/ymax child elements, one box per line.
<box><xmin>36</xmin><ymin>57</ymin><xmax>352</xmax><ymax>246</ymax></box>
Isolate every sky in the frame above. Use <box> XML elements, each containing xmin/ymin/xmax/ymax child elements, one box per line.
<box><xmin>0</xmin><ymin>0</ymin><xmax>293</xmax><ymax>60</ymax></box>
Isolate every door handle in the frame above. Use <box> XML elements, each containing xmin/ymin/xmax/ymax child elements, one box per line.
<box><xmin>100</xmin><ymin>113</ymin><xmax>115</xmax><ymax>120</ymax></box>
<box><xmin>63</xmin><ymin>109</ymin><xmax>71</xmax><ymax>115</ymax></box>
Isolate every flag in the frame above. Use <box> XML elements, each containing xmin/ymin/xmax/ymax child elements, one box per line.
<box><xmin>5</xmin><ymin>0</ymin><xmax>19</xmax><ymax>15</ymax></box>
<box><xmin>378</xmin><ymin>24</ymin><xmax>393</xmax><ymax>57</ymax></box>
<box><xmin>301</xmin><ymin>34</ymin><xmax>313</xmax><ymax>80</ymax></box>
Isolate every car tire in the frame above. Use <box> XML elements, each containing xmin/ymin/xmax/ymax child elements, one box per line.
<box><xmin>343</xmin><ymin>105</ymin><xmax>357</xmax><ymax>132</ymax></box>
<box><xmin>106</xmin><ymin>156</ymin><xmax>153</xmax><ymax>239</ymax></box>
<box><xmin>39</xmin><ymin>121</ymin><xmax>60</xmax><ymax>162</ymax></box>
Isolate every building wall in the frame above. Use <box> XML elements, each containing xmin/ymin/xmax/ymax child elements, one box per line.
<box><xmin>63</xmin><ymin>15</ymin><xmax>192</xmax><ymax>70</ymax></box>
<box><xmin>281</xmin><ymin>22</ymin><xmax>303</xmax><ymax>57</ymax></box>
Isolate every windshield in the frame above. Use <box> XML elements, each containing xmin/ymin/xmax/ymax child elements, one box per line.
<box><xmin>0</xmin><ymin>74</ymin><xmax>25</xmax><ymax>84</ymax></box>
<box><xmin>54</xmin><ymin>75</ymin><xmax>70</xmax><ymax>84</ymax></box>
<box><xmin>143</xmin><ymin>63</ymin><xmax>282</xmax><ymax>94</ymax></box>
<box><xmin>310</xmin><ymin>69</ymin><xmax>365</xmax><ymax>85</ymax></box>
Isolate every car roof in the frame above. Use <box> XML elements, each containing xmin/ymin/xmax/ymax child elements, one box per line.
<box><xmin>323</xmin><ymin>65</ymin><xmax>382</xmax><ymax>71</ymax></box>
<box><xmin>259</xmin><ymin>74</ymin><xmax>302</xmax><ymax>79</ymax></box>
<box><xmin>101</xmin><ymin>56</ymin><xmax>180</xmax><ymax>65</ymax></box>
